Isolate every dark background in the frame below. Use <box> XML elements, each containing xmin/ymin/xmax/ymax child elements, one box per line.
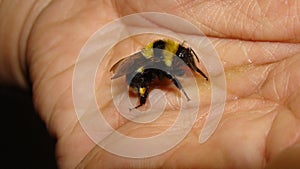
<box><xmin>1</xmin><ymin>86</ymin><xmax>57</xmax><ymax>169</ymax></box>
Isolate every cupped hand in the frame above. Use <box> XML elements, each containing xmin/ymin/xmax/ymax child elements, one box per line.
<box><xmin>26</xmin><ymin>1</ymin><xmax>300</xmax><ymax>168</ymax></box>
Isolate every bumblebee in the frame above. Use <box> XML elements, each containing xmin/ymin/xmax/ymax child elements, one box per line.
<box><xmin>110</xmin><ymin>39</ymin><xmax>208</xmax><ymax>110</ymax></box>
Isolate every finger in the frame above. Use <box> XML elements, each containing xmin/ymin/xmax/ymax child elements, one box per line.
<box><xmin>115</xmin><ymin>0</ymin><xmax>300</xmax><ymax>42</ymax></box>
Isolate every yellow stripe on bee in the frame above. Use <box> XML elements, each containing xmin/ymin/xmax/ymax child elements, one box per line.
<box><xmin>141</xmin><ymin>42</ymin><xmax>154</xmax><ymax>59</ymax></box>
<box><xmin>163</xmin><ymin>39</ymin><xmax>179</xmax><ymax>67</ymax></box>
<box><xmin>136</xmin><ymin>66</ymin><xmax>144</xmax><ymax>73</ymax></box>
<box><xmin>139</xmin><ymin>87</ymin><xmax>146</xmax><ymax>96</ymax></box>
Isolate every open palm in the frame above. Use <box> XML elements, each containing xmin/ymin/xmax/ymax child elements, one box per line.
<box><xmin>27</xmin><ymin>1</ymin><xmax>300</xmax><ymax>168</ymax></box>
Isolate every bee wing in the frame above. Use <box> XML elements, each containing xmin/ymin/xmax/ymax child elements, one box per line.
<box><xmin>110</xmin><ymin>51</ymin><xmax>145</xmax><ymax>79</ymax></box>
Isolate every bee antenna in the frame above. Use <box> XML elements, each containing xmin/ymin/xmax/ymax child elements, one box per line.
<box><xmin>191</xmin><ymin>48</ymin><xmax>200</xmax><ymax>63</ymax></box>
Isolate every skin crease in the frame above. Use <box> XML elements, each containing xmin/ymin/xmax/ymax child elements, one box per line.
<box><xmin>1</xmin><ymin>0</ymin><xmax>300</xmax><ymax>168</ymax></box>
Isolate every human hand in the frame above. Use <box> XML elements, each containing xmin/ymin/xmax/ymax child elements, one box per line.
<box><xmin>2</xmin><ymin>1</ymin><xmax>300</xmax><ymax>168</ymax></box>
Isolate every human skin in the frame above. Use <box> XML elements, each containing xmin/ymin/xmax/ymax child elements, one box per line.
<box><xmin>1</xmin><ymin>0</ymin><xmax>300</xmax><ymax>168</ymax></box>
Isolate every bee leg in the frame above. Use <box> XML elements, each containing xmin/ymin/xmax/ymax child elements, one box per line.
<box><xmin>187</xmin><ymin>62</ymin><xmax>208</xmax><ymax>81</ymax></box>
<box><xmin>129</xmin><ymin>96</ymin><xmax>147</xmax><ymax>110</ymax></box>
<box><xmin>129</xmin><ymin>87</ymin><xmax>148</xmax><ymax>110</ymax></box>
<box><xmin>195</xmin><ymin>67</ymin><xmax>209</xmax><ymax>81</ymax></box>
<box><xmin>167</xmin><ymin>74</ymin><xmax>191</xmax><ymax>101</ymax></box>
<box><xmin>191</xmin><ymin>48</ymin><xmax>200</xmax><ymax>63</ymax></box>
<box><xmin>190</xmin><ymin>49</ymin><xmax>209</xmax><ymax>81</ymax></box>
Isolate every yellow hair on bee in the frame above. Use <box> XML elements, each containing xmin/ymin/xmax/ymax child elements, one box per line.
<box><xmin>163</xmin><ymin>39</ymin><xmax>179</xmax><ymax>67</ymax></box>
<box><xmin>136</xmin><ymin>66</ymin><xmax>144</xmax><ymax>73</ymax></box>
<box><xmin>139</xmin><ymin>87</ymin><xmax>146</xmax><ymax>96</ymax></box>
<box><xmin>141</xmin><ymin>42</ymin><xmax>153</xmax><ymax>59</ymax></box>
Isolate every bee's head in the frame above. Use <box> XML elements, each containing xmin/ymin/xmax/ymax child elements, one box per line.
<box><xmin>177</xmin><ymin>46</ymin><xmax>193</xmax><ymax>61</ymax></box>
